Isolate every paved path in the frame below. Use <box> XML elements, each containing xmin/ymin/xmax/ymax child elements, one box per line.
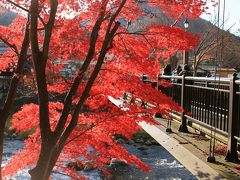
<box><xmin>108</xmin><ymin>96</ymin><xmax>240</xmax><ymax>179</ymax></box>
<box><xmin>139</xmin><ymin>121</ymin><xmax>224</xmax><ymax>180</ymax></box>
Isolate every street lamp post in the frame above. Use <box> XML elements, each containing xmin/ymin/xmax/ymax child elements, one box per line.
<box><xmin>179</xmin><ymin>19</ymin><xmax>190</xmax><ymax>133</ymax></box>
<box><xmin>183</xmin><ymin>19</ymin><xmax>189</xmax><ymax>65</ymax></box>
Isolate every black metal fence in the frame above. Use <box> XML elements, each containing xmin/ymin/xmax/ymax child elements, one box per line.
<box><xmin>1</xmin><ymin>73</ymin><xmax>240</xmax><ymax>161</ymax></box>
<box><xmin>158</xmin><ymin>74</ymin><xmax>240</xmax><ymax>162</ymax></box>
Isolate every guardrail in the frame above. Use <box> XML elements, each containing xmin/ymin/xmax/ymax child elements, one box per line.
<box><xmin>158</xmin><ymin>73</ymin><xmax>240</xmax><ymax>162</ymax></box>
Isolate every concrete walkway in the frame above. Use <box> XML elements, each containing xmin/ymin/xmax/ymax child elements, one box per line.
<box><xmin>108</xmin><ymin>96</ymin><xmax>240</xmax><ymax>179</ymax></box>
<box><xmin>139</xmin><ymin>121</ymin><xmax>224</xmax><ymax>180</ymax></box>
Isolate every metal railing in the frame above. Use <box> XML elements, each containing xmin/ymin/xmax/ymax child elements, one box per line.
<box><xmin>158</xmin><ymin>74</ymin><xmax>240</xmax><ymax>162</ymax></box>
<box><xmin>1</xmin><ymin>73</ymin><xmax>240</xmax><ymax>161</ymax></box>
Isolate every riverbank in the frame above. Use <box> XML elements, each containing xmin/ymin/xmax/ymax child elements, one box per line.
<box><xmin>3</xmin><ymin>133</ymin><xmax>197</xmax><ymax>179</ymax></box>
<box><xmin>4</xmin><ymin>116</ymin><xmax>239</xmax><ymax>179</ymax></box>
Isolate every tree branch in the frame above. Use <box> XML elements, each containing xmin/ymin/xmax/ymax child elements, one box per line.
<box><xmin>6</xmin><ymin>0</ymin><xmax>28</xmax><ymax>12</ymax></box>
<box><xmin>30</xmin><ymin>0</ymin><xmax>52</xmax><ymax>139</ymax></box>
<box><xmin>54</xmin><ymin>2</ymin><xmax>108</xmax><ymax>138</ymax></box>
<box><xmin>42</xmin><ymin>0</ymin><xmax>58</xmax><ymax>64</ymax></box>
<box><xmin>6</xmin><ymin>0</ymin><xmax>46</xmax><ymax>26</ymax></box>
<box><xmin>30</xmin><ymin>0</ymin><xmax>40</xmax><ymax>63</ymax></box>
<box><xmin>58</xmin><ymin>4</ymin><xmax>123</xmax><ymax>149</ymax></box>
<box><xmin>0</xmin><ymin>37</ymin><xmax>19</xmax><ymax>56</ymax></box>
<box><xmin>0</xmin><ymin>21</ymin><xmax>30</xmax><ymax>177</ymax></box>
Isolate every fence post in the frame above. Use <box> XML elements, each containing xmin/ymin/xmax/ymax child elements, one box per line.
<box><xmin>179</xmin><ymin>75</ymin><xmax>188</xmax><ymax>132</ymax></box>
<box><xmin>225</xmin><ymin>73</ymin><xmax>239</xmax><ymax>162</ymax></box>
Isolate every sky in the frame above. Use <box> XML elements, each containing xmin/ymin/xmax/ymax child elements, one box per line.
<box><xmin>201</xmin><ymin>0</ymin><xmax>240</xmax><ymax>36</ymax></box>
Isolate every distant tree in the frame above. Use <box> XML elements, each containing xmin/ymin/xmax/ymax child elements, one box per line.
<box><xmin>192</xmin><ymin>20</ymin><xmax>240</xmax><ymax>76</ymax></box>
<box><xmin>220</xmin><ymin>34</ymin><xmax>240</xmax><ymax>69</ymax></box>
<box><xmin>0</xmin><ymin>0</ymin><xmax>205</xmax><ymax>179</ymax></box>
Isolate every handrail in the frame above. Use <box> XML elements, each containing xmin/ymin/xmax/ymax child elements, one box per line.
<box><xmin>185</xmin><ymin>115</ymin><xmax>228</xmax><ymax>138</ymax></box>
<box><xmin>160</xmin><ymin>75</ymin><xmax>175</xmax><ymax>79</ymax></box>
<box><xmin>158</xmin><ymin>73</ymin><xmax>240</xmax><ymax>161</ymax></box>
<box><xmin>185</xmin><ymin>76</ymin><xmax>230</xmax><ymax>84</ymax></box>
<box><xmin>235</xmin><ymin>80</ymin><xmax>240</xmax><ymax>85</ymax></box>
<box><xmin>159</xmin><ymin>75</ymin><xmax>231</xmax><ymax>84</ymax></box>
<box><xmin>185</xmin><ymin>84</ymin><xmax>229</xmax><ymax>93</ymax></box>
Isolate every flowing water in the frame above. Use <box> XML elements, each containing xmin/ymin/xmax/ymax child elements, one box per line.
<box><xmin>3</xmin><ymin>140</ymin><xmax>196</xmax><ymax>180</ymax></box>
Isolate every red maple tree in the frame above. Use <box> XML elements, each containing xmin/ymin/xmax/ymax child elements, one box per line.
<box><xmin>0</xmin><ymin>0</ymin><xmax>207</xmax><ymax>179</ymax></box>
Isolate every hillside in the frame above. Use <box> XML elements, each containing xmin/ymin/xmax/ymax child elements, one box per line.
<box><xmin>0</xmin><ymin>8</ymin><xmax>16</xmax><ymax>26</ymax></box>
<box><xmin>136</xmin><ymin>5</ymin><xmax>240</xmax><ymax>69</ymax></box>
<box><xmin>153</xmin><ymin>10</ymin><xmax>240</xmax><ymax>69</ymax></box>
<box><xmin>189</xmin><ymin>18</ymin><xmax>240</xmax><ymax>69</ymax></box>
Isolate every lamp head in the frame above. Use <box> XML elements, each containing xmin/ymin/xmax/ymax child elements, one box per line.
<box><xmin>184</xmin><ymin>19</ymin><xmax>189</xmax><ymax>29</ymax></box>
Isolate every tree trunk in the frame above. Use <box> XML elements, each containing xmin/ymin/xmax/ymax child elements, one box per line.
<box><xmin>0</xmin><ymin>25</ymin><xmax>29</xmax><ymax>179</ymax></box>
<box><xmin>193</xmin><ymin>67</ymin><xmax>197</xmax><ymax>76</ymax></box>
<box><xmin>0</xmin><ymin>86</ymin><xmax>21</xmax><ymax>179</ymax></box>
<box><xmin>193</xmin><ymin>56</ymin><xmax>197</xmax><ymax>76</ymax></box>
<box><xmin>29</xmin><ymin>144</ymin><xmax>56</xmax><ymax>180</ymax></box>
<box><xmin>0</xmin><ymin>113</ymin><xmax>8</xmax><ymax>180</ymax></box>
<box><xmin>29</xmin><ymin>140</ymin><xmax>65</xmax><ymax>180</ymax></box>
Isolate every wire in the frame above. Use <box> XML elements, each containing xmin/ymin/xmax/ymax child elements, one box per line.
<box><xmin>213</xmin><ymin>0</ymin><xmax>226</xmax><ymax>156</ymax></box>
<box><xmin>213</xmin><ymin>0</ymin><xmax>221</xmax><ymax>158</ymax></box>
<box><xmin>208</xmin><ymin>0</ymin><xmax>225</xmax><ymax>159</ymax></box>
<box><xmin>209</xmin><ymin>0</ymin><xmax>226</xmax><ymax>159</ymax></box>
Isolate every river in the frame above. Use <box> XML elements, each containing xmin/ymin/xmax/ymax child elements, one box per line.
<box><xmin>3</xmin><ymin>140</ymin><xmax>196</xmax><ymax>180</ymax></box>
